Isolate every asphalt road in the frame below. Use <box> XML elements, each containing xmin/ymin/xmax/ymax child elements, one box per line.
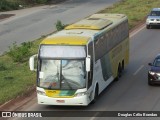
<box><xmin>1</xmin><ymin>0</ymin><xmax>160</xmax><ymax>120</ymax></box>
<box><xmin>0</xmin><ymin>0</ymin><xmax>120</xmax><ymax>55</ymax></box>
<box><xmin>8</xmin><ymin>25</ymin><xmax>160</xmax><ymax>120</ymax></box>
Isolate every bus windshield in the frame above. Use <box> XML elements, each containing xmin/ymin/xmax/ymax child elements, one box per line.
<box><xmin>38</xmin><ymin>45</ymin><xmax>86</xmax><ymax>90</ymax></box>
<box><xmin>39</xmin><ymin>59</ymin><xmax>86</xmax><ymax>90</ymax></box>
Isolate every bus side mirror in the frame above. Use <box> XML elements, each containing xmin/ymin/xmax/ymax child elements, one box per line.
<box><xmin>29</xmin><ymin>54</ymin><xmax>38</xmax><ymax>71</ymax></box>
<box><xmin>86</xmin><ymin>56</ymin><xmax>91</xmax><ymax>72</ymax></box>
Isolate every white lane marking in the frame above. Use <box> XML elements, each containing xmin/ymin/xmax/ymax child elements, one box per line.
<box><xmin>133</xmin><ymin>65</ymin><xmax>144</xmax><ymax>75</ymax></box>
<box><xmin>90</xmin><ymin>112</ymin><xmax>100</xmax><ymax>120</ymax></box>
<box><xmin>130</xmin><ymin>24</ymin><xmax>146</xmax><ymax>38</ymax></box>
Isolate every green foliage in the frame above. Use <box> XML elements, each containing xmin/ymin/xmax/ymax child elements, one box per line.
<box><xmin>0</xmin><ymin>0</ymin><xmax>20</xmax><ymax>11</ymax></box>
<box><xmin>100</xmin><ymin>0</ymin><xmax>160</xmax><ymax>30</ymax></box>
<box><xmin>0</xmin><ymin>55</ymin><xmax>36</xmax><ymax>105</ymax></box>
<box><xmin>8</xmin><ymin>42</ymin><xmax>33</xmax><ymax>62</ymax></box>
<box><xmin>25</xmin><ymin>0</ymin><xmax>48</xmax><ymax>4</ymax></box>
<box><xmin>0</xmin><ymin>62</ymin><xmax>7</xmax><ymax>71</ymax></box>
<box><xmin>0</xmin><ymin>0</ymin><xmax>52</xmax><ymax>11</ymax></box>
<box><xmin>33</xmin><ymin>0</ymin><xmax>48</xmax><ymax>4</ymax></box>
<box><xmin>55</xmin><ymin>20</ymin><xmax>65</xmax><ymax>31</ymax></box>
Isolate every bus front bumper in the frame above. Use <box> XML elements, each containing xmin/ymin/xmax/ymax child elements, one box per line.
<box><xmin>37</xmin><ymin>94</ymin><xmax>90</xmax><ymax>106</ymax></box>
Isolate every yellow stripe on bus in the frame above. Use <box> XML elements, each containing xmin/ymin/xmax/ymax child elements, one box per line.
<box><xmin>41</xmin><ymin>36</ymin><xmax>90</xmax><ymax>45</ymax></box>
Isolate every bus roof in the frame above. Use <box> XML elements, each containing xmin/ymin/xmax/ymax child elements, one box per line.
<box><xmin>40</xmin><ymin>13</ymin><xmax>127</xmax><ymax>45</ymax></box>
<box><xmin>65</xmin><ymin>14</ymin><xmax>126</xmax><ymax>30</ymax></box>
<box><xmin>41</xmin><ymin>35</ymin><xmax>90</xmax><ymax>45</ymax></box>
<box><xmin>65</xmin><ymin>18</ymin><xmax>113</xmax><ymax>30</ymax></box>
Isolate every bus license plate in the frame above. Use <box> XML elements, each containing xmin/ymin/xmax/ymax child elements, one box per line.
<box><xmin>56</xmin><ymin>100</ymin><xmax>65</xmax><ymax>103</ymax></box>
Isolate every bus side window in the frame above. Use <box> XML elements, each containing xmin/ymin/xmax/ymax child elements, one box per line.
<box><xmin>87</xmin><ymin>42</ymin><xmax>93</xmax><ymax>88</ymax></box>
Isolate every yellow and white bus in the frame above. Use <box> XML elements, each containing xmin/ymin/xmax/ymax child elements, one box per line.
<box><xmin>29</xmin><ymin>13</ymin><xmax>129</xmax><ymax>106</ymax></box>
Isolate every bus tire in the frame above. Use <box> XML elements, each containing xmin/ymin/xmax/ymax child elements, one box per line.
<box><xmin>122</xmin><ymin>60</ymin><xmax>124</xmax><ymax>71</ymax></box>
<box><xmin>92</xmin><ymin>85</ymin><xmax>99</xmax><ymax>103</ymax></box>
<box><xmin>115</xmin><ymin>65</ymin><xmax>122</xmax><ymax>81</ymax></box>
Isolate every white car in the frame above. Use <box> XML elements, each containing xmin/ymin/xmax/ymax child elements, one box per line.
<box><xmin>146</xmin><ymin>8</ymin><xmax>160</xmax><ymax>29</ymax></box>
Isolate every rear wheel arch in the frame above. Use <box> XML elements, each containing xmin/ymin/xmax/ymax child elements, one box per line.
<box><xmin>92</xmin><ymin>83</ymin><xmax>99</xmax><ymax>103</ymax></box>
<box><xmin>115</xmin><ymin>63</ymin><xmax>122</xmax><ymax>81</ymax></box>
<box><xmin>122</xmin><ymin>60</ymin><xmax>124</xmax><ymax>70</ymax></box>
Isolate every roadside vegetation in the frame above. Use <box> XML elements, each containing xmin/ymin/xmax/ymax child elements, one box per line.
<box><xmin>100</xmin><ymin>0</ymin><xmax>160</xmax><ymax>29</ymax></box>
<box><xmin>0</xmin><ymin>0</ymin><xmax>58</xmax><ymax>11</ymax></box>
<box><xmin>0</xmin><ymin>39</ymin><xmax>42</xmax><ymax>104</ymax></box>
<box><xmin>55</xmin><ymin>20</ymin><xmax>66</xmax><ymax>31</ymax></box>
<box><xmin>0</xmin><ymin>0</ymin><xmax>20</xmax><ymax>11</ymax></box>
<box><xmin>8</xmin><ymin>42</ymin><xmax>33</xmax><ymax>62</ymax></box>
<box><xmin>0</xmin><ymin>0</ymin><xmax>160</xmax><ymax>105</ymax></box>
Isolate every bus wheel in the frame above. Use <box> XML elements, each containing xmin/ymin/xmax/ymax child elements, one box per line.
<box><xmin>122</xmin><ymin>60</ymin><xmax>124</xmax><ymax>71</ymax></box>
<box><xmin>115</xmin><ymin>65</ymin><xmax>122</xmax><ymax>81</ymax></box>
<box><xmin>92</xmin><ymin>85</ymin><xmax>99</xmax><ymax>103</ymax></box>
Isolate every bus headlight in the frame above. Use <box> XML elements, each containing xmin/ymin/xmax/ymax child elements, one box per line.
<box><xmin>37</xmin><ymin>90</ymin><xmax>46</xmax><ymax>96</ymax></box>
<box><xmin>74</xmin><ymin>92</ymin><xmax>87</xmax><ymax>97</ymax></box>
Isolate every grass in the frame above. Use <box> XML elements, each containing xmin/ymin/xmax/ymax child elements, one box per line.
<box><xmin>1</xmin><ymin>0</ymin><xmax>160</xmax><ymax>105</ymax></box>
<box><xmin>99</xmin><ymin>0</ymin><xmax>160</xmax><ymax>29</ymax></box>
<box><xmin>0</xmin><ymin>0</ymin><xmax>20</xmax><ymax>11</ymax></box>
<box><xmin>0</xmin><ymin>0</ymin><xmax>50</xmax><ymax>11</ymax></box>
<box><xmin>0</xmin><ymin>38</ymin><xmax>42</xmax><ymax>105</ymax></box>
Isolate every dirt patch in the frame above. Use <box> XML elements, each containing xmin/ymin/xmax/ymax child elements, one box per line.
<box><xmin>0</xmin><ymin>14</ymin><xmax>15</xmax><ymax>20</ymax></box>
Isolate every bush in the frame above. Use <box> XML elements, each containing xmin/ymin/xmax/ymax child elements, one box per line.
<box><xmin>0</xmin><ymin>0</ymin><xmax>20</xmax><ymax>11</ymax></box>
<box><xmin>0</xmin><ymin>0</ymin><xmax>51</xmax><ymax>11</ymax></box>
<box><xmin>0</xmin><ymin>62</ymin><xmax>7</xmax><ymax>71</ymax></box>
<box><xmin>25</xmin><ymin>0</ymin><xmax>48</xmax><ymax>4</ymax></box>
<box><xmin>8</xmin><ymin>42</ymin><xmax>33</xmax><ymax>62</ymax></box>
<box><xmin>55</xmin><ymin>20</ymin><xmax>65</xmax><ymax>31</ymax></box>
<box><xmin>35</xmin><ymin>0</ymin><xmax>47</xmax><ymax>4</ymax></box>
